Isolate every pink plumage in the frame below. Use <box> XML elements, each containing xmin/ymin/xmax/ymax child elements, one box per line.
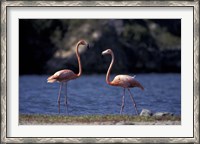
<box><xmin>102</xmin><ymin>49</ymin><xmax>144</xmax><ymax>115</ymax></box>
<box><xmin>47</xmin><ymin>70</ymin><xmax>77</xmax><ymax>83</ymax></box>
<box><xmin>47</xmin><ymin>40</ymin><xmax>89</xmax><ymax>114</ymax></box>
<box><xmin>111</xmin><ymin>75</ymin><xmax>144</xmax><ymax>90</ymax></box>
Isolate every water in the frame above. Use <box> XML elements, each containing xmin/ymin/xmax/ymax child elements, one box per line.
<box><xmin>19</xmin><ymin>74</ymin><xmax>181</xmax><ymax>116</ymax></box>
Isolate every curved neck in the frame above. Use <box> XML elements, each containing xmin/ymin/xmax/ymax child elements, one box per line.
<box><xmin>76</xmin><ymin>42</ymin><xmax>82</xmax><ymax>77</ymax></box>
<box><xmin>106</xmin><ymin>52</ymin><xmax>114</xmax><ymax>85</ymax></box>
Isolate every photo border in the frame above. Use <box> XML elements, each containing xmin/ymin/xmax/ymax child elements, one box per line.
<box><xmin>1</xmin><ymin>0</ymin><xmax>199</xmax><ymax>143</ymax></box>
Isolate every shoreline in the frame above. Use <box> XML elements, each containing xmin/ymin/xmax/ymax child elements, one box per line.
<box><xmin>20</xmin><ymin>121</ymin><xmax>181</xmax><ymax>125</ymax></box>
<box><xmin>19</xmin><ymin>114</ymin><xmax>181</xmax><ymax>125</ymax></box>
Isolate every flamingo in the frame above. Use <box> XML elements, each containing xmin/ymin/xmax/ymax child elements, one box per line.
<box><xmin>47</xmin><ymin>40</ymin><xmax>89</xmax><ymax>114</ymax></box>
<box><xmin>102</xmin><ymin>49</ymin><xmax>144</xmax><ymax>115</ymax></box>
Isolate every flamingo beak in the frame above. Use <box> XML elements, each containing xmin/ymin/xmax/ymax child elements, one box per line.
<box><xmin>102</xmin><ymin>50</ymin><xmax>108</xmax><ymax>55</ymax></box>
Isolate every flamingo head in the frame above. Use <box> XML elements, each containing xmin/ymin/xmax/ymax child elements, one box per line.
<box><xmin>79</xmin><ymin>40</ymin><xmax>90</xmax><ymax>49</ymax></box>
<box><xmin>102</xmin><ymin>49</ymin><xmax>113</xmax><ymax>55</ymax></box>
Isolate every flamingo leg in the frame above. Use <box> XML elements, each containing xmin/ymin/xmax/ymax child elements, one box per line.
<box><xmin>64</xmin><ymin>82</ymin><xmax>69</xmax><ymax>115</ymax></box>
<box><xmin>120</xmin><ymin>88</ymin><xmax>125</xmax><ymax>115</ymax></box>
<box><xmin>57</xmin><ymin>83</ymin><xmax>63</xmax><ymax>113</ymax></box>
<box><xmin>127</xmin><ymin>88</ymin><xmax>139</xmax><ymax>115</ymax></box>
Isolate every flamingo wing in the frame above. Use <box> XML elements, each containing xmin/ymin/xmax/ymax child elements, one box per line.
<box><xmin>128</xmin><ymin>77</ymin><xmax>144</xmax><ymax>90</ymax></box>
<box><xmin>111</xmin><ymin>75</ymin><xmax>144</xmax><ymax>90</ymax></box>
<box><xmin>47</xmin><ymin>69</ymin><xmax>77</xmax><ymax>83</ymax></box>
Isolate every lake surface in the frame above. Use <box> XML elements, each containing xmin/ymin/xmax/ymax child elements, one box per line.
<box><xmin>19</xmin><ymin>74</ymin><xmax>181</xmax><ymax>116</ymax></box>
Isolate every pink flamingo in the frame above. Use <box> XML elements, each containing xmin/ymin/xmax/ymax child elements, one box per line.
<box><xmin>102</xmin><ymin>49</ymin><xmax>144</xmax><ymax>115</ymax></box>
<box><xmin>47</xmin><ymin>40</ymin><xmax>89</xmax><ymax>113</ymax></box>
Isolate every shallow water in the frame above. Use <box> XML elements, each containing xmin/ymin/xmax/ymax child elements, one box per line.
<box><xmin>19</xmin><ymin>74</ymin><xmax>181</xmax><ymax>116</ymax></box>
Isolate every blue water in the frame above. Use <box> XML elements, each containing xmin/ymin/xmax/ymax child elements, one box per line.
<box><xmin>19</xmin><ymin>74</ymin><xmax>181</xmax><ymax>116</ymax></box>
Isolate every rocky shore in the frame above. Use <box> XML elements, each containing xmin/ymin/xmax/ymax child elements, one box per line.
<box><xmin>140</xmin><ymin>109</ymin><xmax>174</xmax><ymax>117</ymax></box>
<box><xmin>20</xmin><ymin>120</ymin><xmax>181</xmax><ymax>125</ymax></box>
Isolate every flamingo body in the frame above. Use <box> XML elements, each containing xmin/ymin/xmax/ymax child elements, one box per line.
<box><xmin>111</xmin><ymin>75</ymin><xmax>144</xmax><ymax>90</ymax></box>
<box><xmin>47</xmin><ymin>69</ymin><xmax>77</xmax><ymax>83</ymax></box>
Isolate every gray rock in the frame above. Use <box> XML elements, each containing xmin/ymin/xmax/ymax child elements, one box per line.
<box><xmin>115</xmin><ymin>121</ymin><xmax>126</xmax><ymax>125</ymax></box>
<box><xmin>153</xmin><ymin>112</ymin><xmax>174</xmax><ymax>116</ymax></box>
<box><xmin>140</xmin><ymin>109</ymin><xmax>153</xmax><ymax>116</ymax></box>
